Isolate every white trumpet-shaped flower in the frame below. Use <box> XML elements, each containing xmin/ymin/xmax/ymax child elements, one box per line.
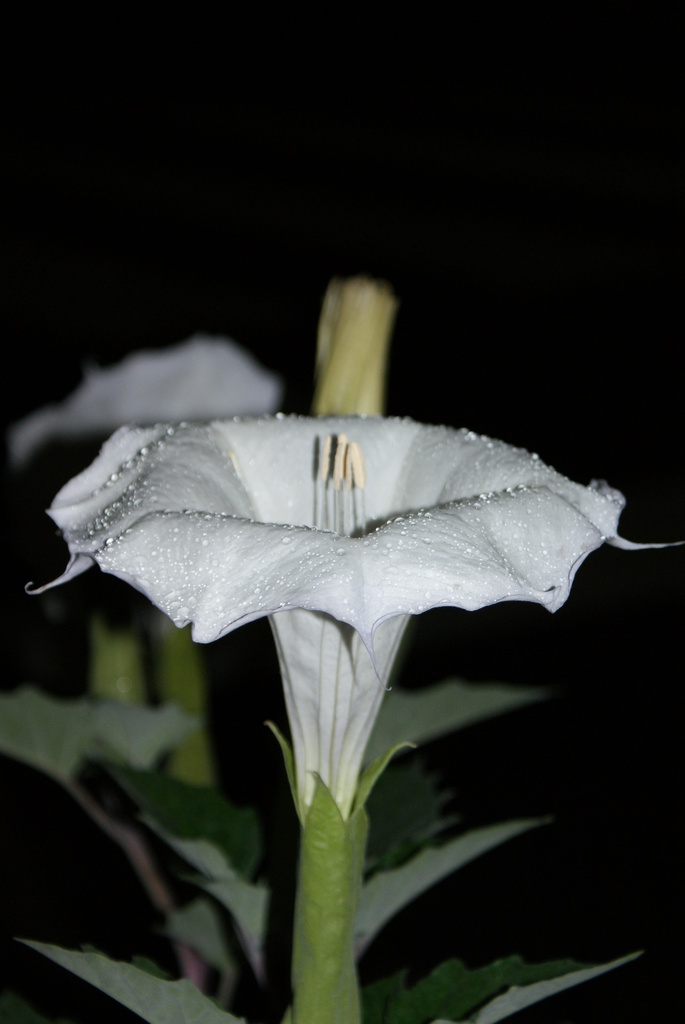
<box><xmin>8</xmin><ymin>334</ymin><xmax>284</xmax><ymax>468</ymax></box>
<box><xmin>35</xmin><ymin>415</ymin><xmax>635</xmax><ymax>817</ymax></box>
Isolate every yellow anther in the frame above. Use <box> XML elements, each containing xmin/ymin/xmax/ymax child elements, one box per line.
<box><xmin>345</xmin><ymin>446</ymin><xmax>354</xmax><ymax>491</ymax></box>
<box><xmin>332</xmin><ymin>433</ymin><xmax>348</xmax><ymax>491</ymax></box>
<box><xmin>347</xmin><ymin>441</ymin><xmax>366</xmax><ymax>490</ymax></box>
<box><xmin>228</xmin><ymin>449</ymin><xmax>243</xmax><ymax>482</ymax></box>
<box><xmin>320</xmin><ymin>434</ymin><xmax>333</xmax><ymax>483</ymax></box>
<box><xmin>315</xmin><ymin>434</ymin><xmax>367</xmax><ymax>534</ymax></box>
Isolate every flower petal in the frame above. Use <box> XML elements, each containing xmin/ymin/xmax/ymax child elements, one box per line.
<box><xmin>39</xmin><ymin>416</ymin><xmax>628</xmax><ymax>649</ymax></box>
<box><xmin>270</xmin><ymin>610</ymin><xmax>407</xmax><ymax>817</ymax></box>
<box><xmin>8</xmin><ymin>334</ymin><xmax>284</xmax><ymax>468</ymax></box>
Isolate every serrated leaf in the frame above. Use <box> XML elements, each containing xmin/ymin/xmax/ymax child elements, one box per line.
<box><xmin>452</xmin><ymin>951</ymin><xmax>641</xmax><ymax>1023</ymax></box>
<box><xmin>0</xmin><ymin>990</ymin><xmax>75</xmax><ymax>1024</ymax></box>
<box><xmin>144</xmin><ymin>823</ymin><xmax>269</xmax><ymax>986</ymax></box>
<box><xmin>21</xmin><ymin>942</ymin><xmax>245</xmax><ymax>1023</ymax></box>
<box><xmin>200</xmin><ymin>868</ymin><xmax>270</xmax><ymax>981</ymax></box>
<box><xmin>363</xmin><ymin>952</ymin><xmax>640</xmax><ymax>1024</ymax></box>
<box><xmin>366</xmin><ymin>679</ymin><xmax>550</xmax><ymax>764</ymax></box>
<box><xmin>356</xmin><ymin>819</ymin><xmax>546</xmax><ymax>958</ymax></box>
<box><xmin>129</xmin><ymin>954</ymin><xmax>172</xmax><ymax>979</ymax></box>
<box><xmin>111</xmin><ymin>765</ymin><xmax>261</xmax><ymax>878</ymax></box>
<box><xmin>161</xmin><ymin>897</ymin><xmax>236</xmax><ymax>974</ymax></box>
<box><xmin>365</xmin><ymin>757</ymin><xmax>457</xmax><ymax>871</ymax></box>
<box><xmin>0</xmin><ymin>685</ymin><xmax>199</xmax><ymax>781</ymax></box>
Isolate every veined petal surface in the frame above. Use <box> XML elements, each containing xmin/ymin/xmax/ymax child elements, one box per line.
<box><xmin>41</xmin><ymin>415</ymin><xmax>626</xmax><ymax>647</ymax></box>
<box><xmin>37</xmin><ymin>414</ymin><xmax>634</xmax><ymax>815</ymax></box>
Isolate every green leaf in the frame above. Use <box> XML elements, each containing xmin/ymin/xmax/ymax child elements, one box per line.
<box><xmin>363</xmin><ymin>952</ymin><xmax>640</xmax><ymax>1024</ymax></box>
<box><xmin>365</xmin><ymin>757</ymin><xmax>457</xmax><ymax>871</ymax></box>
<box><xmin>365</xmin><ymin>679</ymin><xmax>550</xmax><ymax>764</ymax></box>
<box><xmin>0</xmin><ymin>990</ymin><xmax>75</xmax><ymax>1024</ymax></box>
<box><xmin>143</xmin><ymin>823</ymin><xmax>270</xmax><ymax>986</ymax></box>
<box><xmin>89</xmin><ymin>614</ymin><xmax>215</xmax><ymax>784</ymax></box>
<box><xmin>0</xmin><ymin>685</ymin><xmax>199</xmax><ymax>781</ymax></box>
<box><xmin>0</xmin><ymin>685</ymin><xmax>93</xmax><ymax>778</ymax></box>
<box><xmin>91</xmin><ymin>702</ymin><xmax>201</xmax><ymax>770</ymax></box>
<box><xmin>453</xmin><ymin>952</ymin><xmax>642</xmax><ymax>1022</ymax></box>
<box><xmin>130</xmin><ymin>955</ymin><xmax>172</xmax><ymax>979</ymax></box>
<box><xmin>161</xmin><ymin>896</ymin><xmax>237</xmax><ymax>974</ymax></box>
<box><xmin>360</xmin><ymin>971</ymin><xmax>407</xmax><ymax>1024</ymax></box>
<box><xmin>200</xmin><ymin>869</ymin><xmax>270</xmax><ymax>987</ymax></box>
<box><xmin>21</xmin><ymin>942</ymin><xmax>245</xmax><ymax>1023</ymax></box>
<box><xmin>111</xmin><ymin>765</ymin><xmax>261</xmax><ymax>878</ymax></box>
<box><xmin>356</xmin><ymin>820</ymin><xmax>547</xmax><ymax>958</ymax></box>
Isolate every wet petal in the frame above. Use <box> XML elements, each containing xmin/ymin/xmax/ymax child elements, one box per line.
<box><xmin>37</xmin><ymin>412</ymin><xmax>638</xmax><ymax>816</ymax></box>
<box><xmin>40</xmin><ymin>416</ymin><xmax>628</xmax><ymax>643</ymax></box>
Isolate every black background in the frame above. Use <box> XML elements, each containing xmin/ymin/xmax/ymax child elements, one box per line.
<box><xmin>1</xmin><ymin>13</ymin><xmax>684</xmax><ymax>1022</ymax></box>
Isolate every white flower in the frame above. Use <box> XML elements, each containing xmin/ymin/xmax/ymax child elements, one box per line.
<box><xmin>34</xmin><ymin>415</ymin><xmax>636</xmax><ymax>817</ymax></box>
<box><xmin>8</xmin><ymin>334</ymin><xmax>284</xmax><ymax>468</ymax></box>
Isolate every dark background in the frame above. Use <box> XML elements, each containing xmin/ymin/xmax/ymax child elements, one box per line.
<box><xmin>1</xmin><ymin>14</ymin><xmax>683</xmax><ymax>1022</ymax></box>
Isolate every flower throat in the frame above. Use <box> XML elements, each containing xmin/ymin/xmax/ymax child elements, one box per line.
<box><xmin>316</xmin><ymin>433</ymin><xmax>367</xmax><ymax>537</ymax></box>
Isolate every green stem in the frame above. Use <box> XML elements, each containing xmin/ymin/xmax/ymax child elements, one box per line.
<box><xmin>291</xmin><ymin>778</ymin><xmax>367</xmax><ymax>1024</ymax></box>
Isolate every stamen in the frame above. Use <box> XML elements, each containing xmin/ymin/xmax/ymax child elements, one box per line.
<box><xmin>228</xmin><ymin>449</ymin><xmax>243</xmax><ymax>482</ymax></box>
<box><xmin>345</xmin><ymin>446</ymin><xmax>354</xmax><ymax>491</ymax></box>
<box><xmin>347</xmin><ymin>441</ymin><xmax>366</xmax><ymax>490</ymax></box>
<box><xmin>320</xmin><ymin>434</ymin><xmax>332</xmax><ymax>483</ymax></box>
<box><xmin>332</xmin><ymin>433</ymin><xmax>348</xmax><ymax>491</ymax></box>
<box><xmin>316</xmin><ymin>433</ymin><xmax>367</xmax><ymax>536</ymax></box>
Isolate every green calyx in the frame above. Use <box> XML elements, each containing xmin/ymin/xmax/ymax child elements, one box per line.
<box><xmin>268</xmin><ymin>724</ymin><xmax>412</xmax><ymax>1023</ymax></box>
<box><xmin>291</xmin><ymin>777</ymin><xmax>367</xmax><ymax>1024</ymax></box>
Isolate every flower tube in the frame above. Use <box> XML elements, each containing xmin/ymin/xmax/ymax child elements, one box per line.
<box><xmin>34</xmin><ymin>414</ymin><xmax>635</xmax><ymax>818</ymax></box>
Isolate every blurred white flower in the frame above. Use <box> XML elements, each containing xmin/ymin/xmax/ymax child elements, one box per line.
<box><xmin>8</xmin><ymin>334</ymin><xmax>284</xmax><ymax>468</ymax></box>
<box><xmin>34</xmin><ymin>415</ymin><xmax>647</xmax><ymax>817</ymax></box>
